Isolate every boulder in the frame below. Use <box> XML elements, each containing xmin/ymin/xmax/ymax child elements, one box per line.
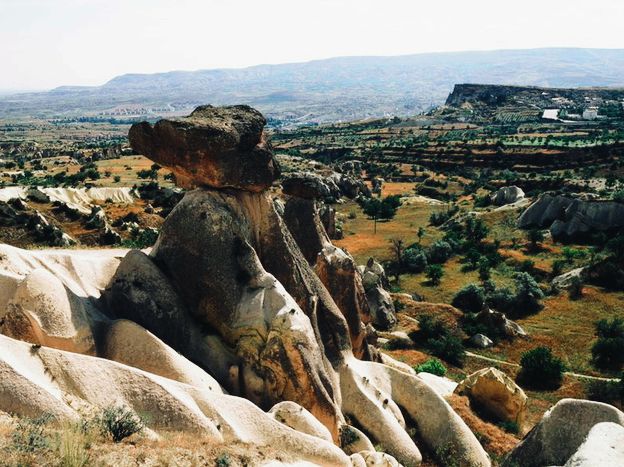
<box><xmin>490</xmin><ymin>186</ymin><xmax>525</xmax><ymax>206</ymax></box>
<box><xmin>1</xmin><ymin>268</ymin><xmax>95</xmax><ymax>355</ymax></box>
<box><xmin>340</xmin><ymin>425</ymin><xmax>375</xmax><ymax>455</ymax></box>
<box><xmin>149</xmin><ymin>189</ymin><xmax>346</xmax><ymax>439</ymax></box>
<box><xmin>564</xmin><ymin>422</ymin><xmax>624</xmax><ymax>467</ymax></box>
<box><xmin>417</xmin><ymin>372</ymin><xmax>458</xmax><ymax>398</ymax></box>
<box><xmin>469</xmin><ymin>333</ymin><xmax>493</xmax><ymax>348</ymax></box>
<box><xmin>455</xmin><ymin>367</ymin><xmax>527</xmax><ymax>425</ymax></box>
<box><xmin>329</xmin><ymin>172</ymin><xmax>372</xmax><ymax>199</ymax></box>
<box><xmin>358</xmin><ymin>451</ymin><xmax>401</xmax><ymax>467</ymax></box>
<box><xmin>366</xmin><ymin>286</ymin><xmax>397</xmax><ymax>331</ymax></box>
<box><xmin>503</xmin><ymin>398</ymin><xmax>624</xmax><ymax>467</ymax></box>
<box><xmin>282</xmin><ymin>172</ymin><xmax>338</xmax><ymax>200</ymax></box>
<box><xmin>552</xmin><ymin>267</ymin><xmax>585</xmax><ymax>291</ymax></box>
<box><xmin>269</xmin><ymin>401</ymin><xmax>333</xmax><ymax>442</ymax></box>
<box><xmin>129</xmin><ymin>105</ymin><xmax>280</xmax><ymax>191</ymax></box>
<box><xmin>476</xmin><ymin>307</ymin><xmax>527</xmax><ymax>339</ymax></box>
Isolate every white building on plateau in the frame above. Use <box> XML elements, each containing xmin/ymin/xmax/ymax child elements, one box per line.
<box><xmin>582</xmin><ymin>107</ymin><xmax>599</xmax><ymax>120</ymax></box>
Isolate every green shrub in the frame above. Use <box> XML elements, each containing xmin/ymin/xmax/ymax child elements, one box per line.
<box><xmin>585</xmin><ymin>375</ymin><xmax>624</xmax><ymax>406</ymax></box>
<box><xmin>498</xmin><ymin>421</ymin><xmax>520</xmax><ymax>434</ymax></box>
<box><xmin>99</xmin><ymin>406</ymin><xmax>144</xmax><ymax>442</ymax></box>
<box><xmin>427</xmin><ymin>334</ymin><xmax>466</xmax><ymax>366</ymax></box>
<box><xmin>12</xmin><ymin>413</ymin><xmax>54</xmax><ymax>452</ymax></box>
<box><xmin>403</xmin><ymin>247</ymin><xmax>428</xmax><ymax>273</ymax></box>
<box><xmin>216</xmin><ymin>453</ymin><xmax>232</xmax><ymax>467</ymax></box>
<box><xmin>452</xmin><ymin>284</ymin><xmax>485</xmax><ymax>313</ymax></box>
<box><xmin>510</xmin><ymin>272</ymin><xmax>544</xmax><ymax>316</ymax></box>
<box><xmin>122</xmin><ymin>228</ymin><xmax>159</xmax><ymax>249</ymax></box>
<box><xmin>416</xmin><ymin>358</ymin><xmax>447</xmax><ymax>376</ymax></box>
<box><xmin>427</xmin><ymin>240</ymin><xmax>453</xmax><ymax>264</ymax></box>
<box><xmin>339</xmin><ymin>425</ymin><xmax>359</xmax><ymax>447</ymax></box>
<box><xmin>426</xmin><ymin>264</ymin><xmax>444</xmax><ymax>285</ymax></box>
<box><xmin>416</xmin><ymin>314</ymin><xmax>449</xmax><ymax>340</ymax></box>
<box><xmin>519</xmin><ymin>347</ymin><xmax>566</xmax><ymax>389</ymax></box>
<box><xmin>410</xmin><ymin>314</ymin><xmax>466</xmax><ymax>366</ymax></box>
<box><xmin>592</xmin><ymin>317</ymin><xmax>624</xmax><ymax>370</ymax></box>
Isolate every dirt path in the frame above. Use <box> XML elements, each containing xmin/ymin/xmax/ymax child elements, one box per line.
<box><xmin>466</xmin><ymin>351</ymin><xmax>619</xmax><ymax>382</ymax></box>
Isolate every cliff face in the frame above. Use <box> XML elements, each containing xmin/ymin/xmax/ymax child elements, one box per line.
<box><xmin>445</xmin><ymin>83</ymin><xmax>624</xmax><ymax>108</ymax></box>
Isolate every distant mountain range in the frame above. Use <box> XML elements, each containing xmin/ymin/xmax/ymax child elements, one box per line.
<box><xmin>2</xmin><ymin>48</ymin><xmax>624</xmax><ymax>126</ymax></box>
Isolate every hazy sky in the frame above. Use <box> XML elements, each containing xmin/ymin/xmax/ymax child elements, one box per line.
<box><xmin>2</xmin><ymin>0</ymin><xmax>623</xmax><ymax>90</ymax></box>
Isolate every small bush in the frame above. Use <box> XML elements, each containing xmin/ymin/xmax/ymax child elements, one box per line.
<box><xmin>12</xmin><ymin>413</ymin><xmax>54</xmax><ymax>452</ymax></box>
<box><xmin>216</xmin><ymin>453</ymin><xmax>232</xmax><ymax>467</ymax></box>
<box><xmin>410</xmin><ymin>315</ymin><xmax>466</xmax><ymax>366</ymax></box>
<box><xmin>498</xmin><ymin>420</ymin><xmax>520</xmax><ymax>434</ymax></box>
<box><xmin>415</xmin><ymin>358</ymin><xmax>447</xmax><ymax>376</ymax></box>
<box><xmin>585</xmin><ymin>376</ymin><xmax>624</xmax><ymax>406</ymax></box>
<box><xmin>427</xmin><ymin>334</ymin><xmax>466</xmax><ymax>366</ymax></box>
<box><xmin>99</xmin><ymin>406</ymin><xmax>144</xmax><ymax>442</ymax></box>
<box><xmin>122</xmin><ymin>228</ymin><xmax>159</xmax><ymax>249</ymax></box>
<box><xmin>519</xmin><ymin>347</ymin><xmax>566</xmax><ymax>389</ymax></box>
<box><xmin>592</xmin><ymin>318</ymin><xmax>624</xmax><ymax>370</ymax></box>
<box><xmin>339</xmin><ymin>425</ymin><xmax>359</xmax><ymax>447</ymax></box>
<box><xmin>416</xmin><ymin>314</ymin><xmax>449</xmax><ymax>340</ymax></box>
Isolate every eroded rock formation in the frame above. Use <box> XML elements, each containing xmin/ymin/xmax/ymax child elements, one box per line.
<box><xmin>0</xmin><ymin>106</ymin><xmax>494</xmax><ymax>467</ymax></box>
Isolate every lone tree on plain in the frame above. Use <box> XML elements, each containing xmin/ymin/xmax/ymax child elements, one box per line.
<box><xmin>361</xmin><ymin>195</ymin><xmax>402</xmax><ymax>234</ymax></box>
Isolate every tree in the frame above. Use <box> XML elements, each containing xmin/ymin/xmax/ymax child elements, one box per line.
<box><xmin>512</xmin><ymin>272</ymin><xmax>544</xmax><ymax>315</ymax></box>
<box><xmin>478</xmin><ymin>257</ymin><xmax>491</xmax><ymax>281</ymax></box>
<box><xmin>389</xmin><ymin>238</ymin><xmax>405</xmax><ymax>282</ymax></box>
<box><xmin>426</xmin><ymin>264</ymin><xmax>444</xmax><ymax>285</ymax></box>
<box><xmin>452</xmin><ymin>284</ymin><xmax>485</xmax><ymax>313</ymax></box>
<box><xmin>526</xmin><ymin>229</ymin><xmax>544</xmax><ymax>251</ymax></box>
<box><xmin>427</xmin><ymin>240</ymin><xmax>453</xmax><ymax>264</ymax></box>
<box><xmin>403</xmin><ymin>247</ymin><xmax>428</xmax><ymax>273</ymax></box>
<box><xmin>417</xmin><ymin>227</ymin><xmax>426</xmax><ymax>244</ymax></box>
<box><xmin>361</xmin><ymin>195</ymin><xmax>401</xmax><ymax>234</ymax></box>
<box><xmin>465</xmin><ymin>217</ymin><xmax>489</xmax><ymax>245</ymax></box>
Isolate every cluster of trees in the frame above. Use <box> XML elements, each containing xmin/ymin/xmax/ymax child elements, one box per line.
<box><xmin>360</xmin><ymin>195</ymin><xmax>402</xmax><ymax>233</ymax></box>
<box><xmin>11</xmin><ymin>162</ymin><xmax>102</xmax><ymax>187</ymax></box>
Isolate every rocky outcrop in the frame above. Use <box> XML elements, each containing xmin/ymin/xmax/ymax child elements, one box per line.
<box><xmin>282</xmin><ymin>195</ymin><xmax>373</xmax><ymax>358</ymax></box>
<box><xmin>503</xmin><ymin>398</ymin><xmax>624</xmax><ymax>467</ymax></box>
<box><xmin>564</xmin><ymin>422</ymin><xmax>624</xmax><ymax>467</ymax></box>
<box><xmin>469</xmin><ymin>333</ymin><xmax>493</xmax><ymax>348</ymax></box>
<box><xmin>282</xmin><ymin>172</ymin><xmax>340</xmax><ymax>200</ymax></box>
<box><xmin>456</xmin><ymin>367</ymin><xmax>527</xmax><ymax>425</ymax></box>
<box><xmin>518</xmin><ymin>193</ymin><xmax>624</xmax><ymax>241</ymax></box>
<box><xmin>491</xmin><ymin>186</ymin><xmax>525</xmax><ymax>206</ymax></box>
<box><xmin>552</xmin><ymin>267</ymin><xmax>585</xmax><ymax>291</ymax></box>
<box><xmin>0</xmin><ymin>333</ymin><xmax>351</xmax><ymax>466</ymax></box>
<box><xmin>129</xmin><ymin>105</ymin><xmax>280</xmax><ymax>191</ymax></box>
<box><xmin>269</xmin><ymin>400</ymin><xmax>334</xmax><ymax>442</ymax></box>
<box><xmin>476</xmin><ymin>307</ymin><xmax>527</xmax><ymax>339</ymax></box>
<box><xmin>0</xmin><ymin>106</ymin><xmax>495</xmax><ymax>467</ymax></box>
<box><xmin>359</xmin><ymin>258</ymin><xmax>397</xmax><ymax>330</ymax></box>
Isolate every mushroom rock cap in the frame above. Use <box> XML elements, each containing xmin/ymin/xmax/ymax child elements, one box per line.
<box><xmin>128</xmin><ymin>105</ymin><xmax>280</xmax><ymax>191</ymax></box>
